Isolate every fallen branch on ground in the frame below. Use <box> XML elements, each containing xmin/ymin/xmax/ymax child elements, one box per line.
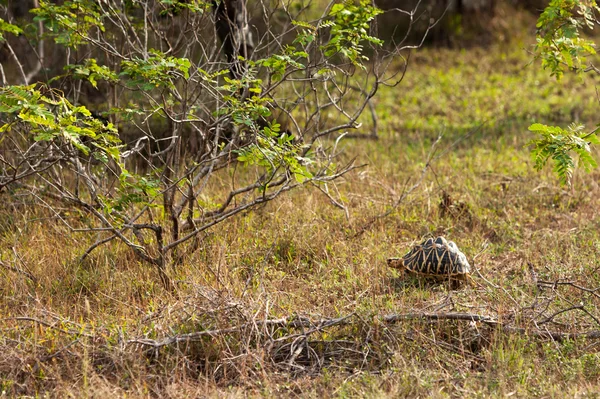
<box><xmin>127</xmin><ymin>311</ymin><xmax>600</xmax><ymax>350</ymax></box>
<box><xmin>384</xmin><ymin>312</ymin><xmax>600</xmax><ymax>342</ymax></box>
<box><xmin>127</xmin><ymin>314</ymin><xmax>354</xmax><ymax>348</ymax></box>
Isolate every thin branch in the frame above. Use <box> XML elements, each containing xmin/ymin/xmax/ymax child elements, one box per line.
<box><xmin>0</xmin><ymin>259</ymin><xmax>38</xmax><ymax>284</ymax></box>
<box><xmin>79</xmin><ymin>234</ymin><xmax>118</xmax><ymax>262</ymax></box>
<box><xmin>129</xmin><ymin>309</ymin><xmax>600</xmax><ymax>353</ymax></box>
<box><xmin>24</xmin><ymin>0</ymin><xmax>44</xmax><ymax>83</ymax></box>
<box><xmin>128</xmin><ymin>314</ymin><xmax>353</xmax><ymax>348</ymax></box>
<box><xmin>384</xmin><ymin>312</ymin><xmax>499</xmax><ymax>325</ymax></box>
<box><xmin>538</xmin><ymin>279</ymin><xmax>600</xmax><ymax>300</ymax></box>
<box><xmin>537</xmin><ymin>304</ymin><xmax>584</xmax><ymax>325</ymax></box>
<box><xmin>4</xmin><ymin>40</ymin><xmax>27</xmax><ymax>84</ymax></box>
<box><xmin>8</xmin><ymin>317</ymin><xmax>93</xmax><ymax>338</ymax></box>
<box><xmin>384</xmin><ymin>312</ymin><xmax>600</xmax><ymax>342</ymax></box>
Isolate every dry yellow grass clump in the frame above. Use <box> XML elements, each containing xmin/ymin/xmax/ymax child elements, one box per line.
<box><xmin>4</xmin><ymin>23</ymin><xmax>600</xmax><ymax>399</ymax></box>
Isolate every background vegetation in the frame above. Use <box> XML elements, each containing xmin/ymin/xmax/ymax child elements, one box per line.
<box><xmin>3</xmin><ymin>0</ymin><xmax>600</xmax><ymax>397</ymax></box>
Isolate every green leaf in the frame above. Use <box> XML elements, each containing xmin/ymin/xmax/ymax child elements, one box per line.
<box><xmin>31</xmin><ymin>0</ymin><xmax>105</xmax><ymax>47</ymax></box>
<box><xmin>120</xmin><ymin>51</ymin><xmax>191</xmax><ymax>89</ymax></box>
<box><xmin>319</xmin><ymin>0</ymin><xmax>383</xmax><ymax>67</ymax></box>
<box><xmin>528</xmin><ymin>121</ymin><xmax>598</xmax><ymax>186</ymax></box>
<box><xmin>0</xmin><ymin>18</ymin><xmax>23</xmax><ymax>41</ymax></box>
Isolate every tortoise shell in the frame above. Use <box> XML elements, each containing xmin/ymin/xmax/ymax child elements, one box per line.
<box><xmin>387</xmin><ymin>236</ymin><xmax>471</xmax><ymax>280</ymax></box>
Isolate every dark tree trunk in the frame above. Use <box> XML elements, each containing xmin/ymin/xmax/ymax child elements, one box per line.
<box><xmin>213</xmin><ymin>0</ymin><xmax>254</xmax><ymax>79</ymax></box>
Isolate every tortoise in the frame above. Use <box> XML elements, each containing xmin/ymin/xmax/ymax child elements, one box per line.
<box><xmin>387</xmin><ymin>236</ymin><xmax>475</xmax><ymax>286</ymax></box>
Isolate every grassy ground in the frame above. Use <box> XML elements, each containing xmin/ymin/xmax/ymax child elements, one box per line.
<box><xmin>4</xmin><ymin>11</ymin><xmax>600</xmax><ymax>398</ymax></box>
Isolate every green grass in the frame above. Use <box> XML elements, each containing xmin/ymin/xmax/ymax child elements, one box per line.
<box><xmin>4</xmin><ymin>16</ymin><xmax>600</xmax><ymax>398</ymax></box>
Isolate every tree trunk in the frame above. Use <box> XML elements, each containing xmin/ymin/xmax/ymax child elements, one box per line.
<box><xmin>213</xmin><ymin>0</ymin><xmax>254</xmax><ymax>79</ymax></box>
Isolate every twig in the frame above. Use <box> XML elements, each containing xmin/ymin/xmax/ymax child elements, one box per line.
<box><xmin>470</xmin><ymin>242</ymin><xmax>497</xmax><ymax>288</ymax></box>
<box><xmin>415</xmin><ymin>328</ymin><xmax>485</xmax><ymax>362</ymax></box>
<box><xmin>24</xmin><ymin>0</ymin><xmax>44</xmax><ymax>84</ymax></box>
<box><xmin>4</xmin><ymin>41</ymin><xmax>28</xmax><ymax>84</ymax></box>
<box><xmin>384</xmin><ymin>312</ymin><xmax>499</xmax><ymax>325</ymax></box>
<box><xmin>383</xmin><ymin>312</ymin><xmax>600</xmax><ymax>342</ymax></box>
<box><xmin>41</xmin><ymin>338</ymin><xmax>81</xmax><ymax>362</ymax></box>
<box><xmin>79</xmin><ymin>234</ymin><xmax>118</xmax><ymax>262</ymax></box>
<box><xmin>8</xmin><ymin>317</ymin><xmax>93</xmax><ymax>338</ymax></box>
<box><xmin>311</xmin><ymin>182</ymin><xmax>349</xmax><ymax>221</ymax></box>
<box><xmin>127</xmin><ymin>314</ymin><xmax>353</xmax><ymax>348</ymax></box>
<box><xmin>345</xmin><ymin>84</ymin><xmax>379</xmax><ymax>138</ymax></box>
<box><xmin>0</xmin><ymin>259</ymin><xmax>38</xmax><ymax>284</ymax></box>
<box><xmin>128</xmin><ymin>307</ymin><xmax>600</xmax><ymax>355</ymax></box>
<box><xmin>538</xmin><ymin>279</ymin><xmax>600</xmax><ymax>300</ymax></box>
<box><xmin>537</xmin><ymin>304</ymin><xmax>584</xmax><ymax>325</ymax></box>
<box><xmin>502</xmin><ymin>326</ymin><xmax>600</xmax><ymax>341</ymax></box>
<box><xmin>129</xmin><ymin>309</ymin><xmax>600</xmax><ymax>352</ymax></box>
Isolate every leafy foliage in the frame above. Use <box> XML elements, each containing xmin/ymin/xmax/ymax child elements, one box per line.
<box><xmin>31</xmin><ymin>0</ymin><xmax>105</xmax><ymax>47</ymax></box>
<box><xmin>158</xmin><ymin>0</ymin><xmax>211</xmax><ymax>16</ymax></box>
<box><xmin>532</xmin><ymin>0</ymin><xmax>600</xmax><ymax>185</ymax></box>
<box><xmin>0</xmin><ymin>0</ymin><xmax>393</xmax><ymax>287</ymax></box>
<box><xmin>256</xmin><ymin>50</ymin><xmax>307</xmax><ymax>82</ymax></box>
<box><xmin>120</xmin><ymin>51</ymin><xmax>191</xmax><ymax>90</ymax></box>
<box><xmin>0</xmin><ymin>84</ymin><xmax>161</xmax><ymax>216</ymax></box>
<box><xmin>0</xmin><ymin>17</ymin><xmax>23</xmax><ymax>41</ymax></box>
<box><xmin>535</xmin><ymin>0</ymin><xmax>599</xmax><ymax>79</ymax></box>
<box><xmin>528</xmin><ymin>123</ymin><xmax>599</xmax><ymax>185</ymax></box>
<box><xmin>236</xmin><ymin>121</ymin><xmax>313</xmax><ymax>185</ymax></box>
<box><xmin>0</xmin><ymin>84</ymin><xmax>119</xmax><ymax>157</ymax></box>
<box><xmin>323</xmin><ymin>0</ymin><xmax>383</xmax><ymax>67</ymax></box>
<box><xmin>62</xmin><ymin>59</ymin><xmax>119</xmax><ymax>88</ymax></box>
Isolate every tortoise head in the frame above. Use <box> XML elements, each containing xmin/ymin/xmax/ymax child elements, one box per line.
<box><xmin>387</xmin><ymin>257</ymin><xmax>404</xmax><ymax>269</ymax></box>
<box><xmin>434</xmin><ymin>236</ymin><xmax>447</xmax><ymax>246</ymax></box>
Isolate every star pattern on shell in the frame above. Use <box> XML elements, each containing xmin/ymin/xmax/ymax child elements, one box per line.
<box><xmin>387</xmin><ymin>236</ymin><xmax>474</xmax><ymax>287</ymax></box>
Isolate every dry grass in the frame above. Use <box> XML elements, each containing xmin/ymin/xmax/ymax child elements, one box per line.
<box><xmin>4</xmin><ymin>13</ymin><xmax>600</xmax><ymax>397</ymax></box>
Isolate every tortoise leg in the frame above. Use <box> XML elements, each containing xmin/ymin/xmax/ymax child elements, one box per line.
<box><xmin>450</xmin><ymin>274</ymin><xmax>476</xmax><ymax>289</ymax></box>
<box><xmin>465</xmin><ymin>274</ymin><xmax>477</xmax><ymax>288</ymax></box>
<box><xmin>450</xmin><ymin>278</ymin><xmax>461</xmax><ymax>290</ymax></box>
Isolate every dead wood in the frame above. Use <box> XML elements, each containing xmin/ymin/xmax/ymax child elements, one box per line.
<box><xmin>127</xmin><ymin>310</ymin><xmax>600</xmax><ymax>353</ymax></box>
